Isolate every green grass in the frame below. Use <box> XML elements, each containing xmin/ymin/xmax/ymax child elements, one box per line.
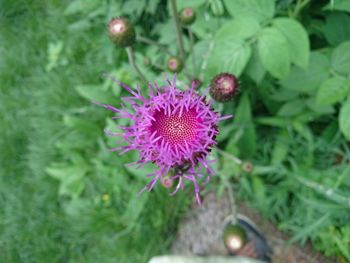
<box><xmin>0</xmin><ymin>1</ymin><xmax>188</xmax><ymax>262</ymax></box>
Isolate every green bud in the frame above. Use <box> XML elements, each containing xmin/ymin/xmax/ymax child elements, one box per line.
<box><xmin>167</xmin><ymin>56</ymin><xmax>183</xmax><ymax>73</ymax></box>
<box><xmin>223</xmin><ymin>224</ymin><xmax>248</xmax><ymax>253</ymax></box>
<box><xmin>179</xmin><ymin>8</ymin><xmax>196</xmax><ymax>26</ymax></box>
<box><xmin>241</xmin><ymin>161</ymin><xmax>254</xmax><ymax>173</ymax></box>
<box><xmin>108</xmin><ymin>17</ymin><xmax>136</xmax><ymax>47</ymax></box>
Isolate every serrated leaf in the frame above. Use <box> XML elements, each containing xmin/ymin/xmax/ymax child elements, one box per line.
<box><xmin>331</xmin><ymin>41</ymin><xmax>350</xmax><ymax>75</ymax></box>
<box><xmin>323</xmin><ymin>13</ymin><xmax>350</xmax><ymax>45</ymax></box>
<box><xmin>206</xmin><ymin>38</ymin><xmax>251</xmax><ymax>78</ymax></box>
<box><xmin>273</xmin><ymin>18</ymin><xmax>310</xmax><ymax>69</ymax></box>
<box><xmin>277</xmin><ymin>99</ymin><xmax>306</xmax><ymax>116</ymax></box>
<box><xmin>223</xmin><ymin>0</ymin><xmax>275</xmax><ymax>22</ymax></box>
<box><xmin>281</xmin><ymin>52</ymin><xmax>330</xmax><ymax>91</ymax></box>
<box><xmin>215</xmin><ymin>16</ymin><xmax>261</xmax><ymax>41</ymax></box>
<box><xmin>316</xmin><ymin>76</ymin><xmax>350</xmax><ymax>105</ymax></box>
<box><xmin>258</xmin><ymin>27</ymin><xmax>290</xmax><ymax>79</ymax></box>
<box><xmin>339</xmin><ymin>95</ymin><xmax>350</xmax><ymax>140</ymax></box>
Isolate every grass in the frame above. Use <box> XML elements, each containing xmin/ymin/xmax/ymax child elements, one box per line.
<box><xmin>0</xmin><ymin>1</ymin><xmax>189</xmax><ymax>262</ymax></box>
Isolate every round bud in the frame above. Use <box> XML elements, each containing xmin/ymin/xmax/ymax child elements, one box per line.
<box><xmin>191</xmin><ymin>78</ymin><xmax>202</xmax><ymax>89</ymax></box>
<box><xmin>223</xmin><ymin>224</ymin><xmax>248</xmax><ymax>253</ymax></box>
<box><xmin>108</xmin><ymin>17</ymin><xmax>136</xmax><ymax>47</ymax></box>
<box><xmin>161</xmin><ymin>175</ymin><xmax>174</xmax><ymax>189</ymax></box>
<box><xmin>210</xmin><ymin>73</ymin><xmax>239</xmax><ymax>102</ymax></box>
<box><xmin>179</xmin><ymin>8</ymin><xmax>196</xmax><ymax>26</ymax></box>
<box><xmin>167</xmin><ymin>56</ymin><xmax>183</xmax><ymax>73</ymax></box>
<box><xmin>241</xmin><ymin>161</ymin><xmax>254</xmax><ymax>173</ymax></box>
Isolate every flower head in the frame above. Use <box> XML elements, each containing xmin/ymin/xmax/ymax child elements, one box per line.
<box><xmin>97</xmin><ymin>75</ymin><xmax>231</xmax><ymax>205</ymax></box>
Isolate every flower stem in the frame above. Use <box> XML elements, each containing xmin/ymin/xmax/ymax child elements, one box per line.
<box><xmin>188</xmin><ymin>28</ymin><xmax>196</xmax><ymax>76</ymax></box>
<box><xmin>223</xmin><ymin>172</ymin><xmax>238</xmax><ymax>224</ymax></box>
<box><xmin>169</xmin><ymin>0</ymin><xmax>185</xmax><ymax>60</ymax></box>
<box><xmin>126</xmin><ymin>46</ymin><xmax>148</xmax><ymax>85</ymax></box>
<box><xmin>136</xmin><ymin>36</ymin><xmax>173</xmax><ymax>56</ymax></box>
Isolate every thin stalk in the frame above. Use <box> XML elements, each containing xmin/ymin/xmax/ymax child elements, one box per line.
<box><xmin>126</xmin><ymin>46</ymin><xmax>148</xmax><ymax>84</ymax></box>
<box><xmin>169</xmin><ymin>0</ymin><xmax>185</xmax><ymax>60</ymax></box>
<box><xmin>224</xmin><ymin>175</ymin><xmax>238</xmax><ymax>224</ymax></box>
<box><xmin>188</xmin><ymin>28</ymin><xmax>196</xmax><ymax>76</ymax></box>
<box><xmin>136</xmin><ymin>36</ymin><xmax>173</xmax><ymax>56</ymax></box>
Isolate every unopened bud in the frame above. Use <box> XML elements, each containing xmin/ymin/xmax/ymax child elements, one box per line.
<box><xmin>191</xmin><ymin>78</ymin><xmax>202</xmax><ymax>89</ymax></box>
<box><xmin>179</xmin><ymin>8</ymin><xmax>196</xmax><ymax>26</ymax></box>
<box><xmin>210</xmin><ymin>73</ymin><xmax>239</xmax><ymax>102</ymax></box>
<box><xmin>167</xmin><ymin>56</ymin><xmax>183</xmax><ymax>73</ymax></box>
<box><xmin>161</xmin><ymin>176</ymin><xmax>174</xmax><ymax>188</ymax></box>
<box><xmin>108</xmin><ymin>17</ymin><xmax>135</xmax><ymax>47</ymax></box>
<box><xmin>223</xmin><ymin>224</ymin><xmax>248</xmax><ymax>253</ymax></box>
<box><xmin>241</xmin><ymin>161</ymin><xmax>254</xmax><ymax>173</ymax></box>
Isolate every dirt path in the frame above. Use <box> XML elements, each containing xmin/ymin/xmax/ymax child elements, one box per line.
<box><xmin>172</xmin><ymin>192</ymin><xmax>338</xmax><ymax>263</ymax></box>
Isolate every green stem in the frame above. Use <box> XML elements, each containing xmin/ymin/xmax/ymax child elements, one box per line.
<box><xmin>126</xmin><ymin>46</ymin><xmax>148</xmax><ymax>84</ymax></box>
<box><xmin>169</xmin><ymin>0</ymin><xmax>185</xmax><ymax>60</ymax></box>
<box><xmin>136</xmin><ymin>36</ymin><xmax>173</xmax><ymax>56</ymax></box>
<box><xmin>224</xmin><ymin>175</ymin><xmax>238</xmax><ymax>224</ymax></box>
<box><xmin>292</xmin><ymin>0</ymin><xmax>310</xmax><ymax>18</ymax></box>
<box><xmin>188</xmin><ymin>28</ymin><xmax>196</xmax><ymax>76</ymax></box>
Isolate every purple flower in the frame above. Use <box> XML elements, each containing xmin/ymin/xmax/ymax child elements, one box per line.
<box><xmin>97</xmin><ymin>75</ymin><xmax>231</xmax><ymax>205</ymax></box>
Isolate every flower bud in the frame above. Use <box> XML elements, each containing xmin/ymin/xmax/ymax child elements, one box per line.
<box><xmin>108</xmin><ymin>17</ymin><xmax>136</xmax><ymax>47</ymax></box>
<box><xmin>191</xmin><ymin>78</ymin><xmax>202</xmax><ymax>89</ymax></box>
<box><xmin>179</xmin><ymin>8</ymin><xmax>196</xmax><ymax>26</ymax></box>
<box><xmin>167</xmin><ymin>56</ymin><xmax>183</xmax><ymax>73</ymax></box>
<box><xmin>241</xmin><ymin>161</ymin><xmax>254</xmax><ymax>173</ymax></box>
<box><xmin>210</xmin><ymin>73</ymin><xmax>239</xmax><ymax>102</ymax></box>
<box><xmin>223</xmin><ymin>224</ymin><xmax>248</xmax><ymax>253</ymax></box>
<box><xmin>161</xmin><ymin>175</ymin><xmax>174</xmax><ymax>188</ymax></box>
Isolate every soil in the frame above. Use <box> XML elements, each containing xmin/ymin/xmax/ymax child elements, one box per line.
<box><xmin>171</xmin><ymin>192</ymin><xmax>339</xmax><ymax>263</ymax></box>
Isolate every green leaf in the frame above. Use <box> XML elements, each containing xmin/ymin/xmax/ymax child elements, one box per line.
<box><xmin>277</xmin><ymin>99</ymin><xmax>306</xmax><ymax>117</ymax></box>
<box><xmin>234</xmin><ymin>92</ymin><xmax>257</xmax><ymax>158</ymax></box>
<box><xmin>245</xmin><ymin>44</ymin><xmax>266</xmax><ymax>84</ymax></box>
<box><xmin>306</xmin><ymin>98</ymin><xmax>335</xmax><ymax>114</ymax></box>
<box><xmin>324</xmin><ymin>0</ymin><xmax>350</xmax><ymax>12</ymax></box>
<box><xmin>323</xmin><ymin>13</ymin><xmax>350</xmax><ymax>45</ymax></box>
<box><xmin>206</xmin><ymin>38</ymin><xmax>251</xmax><ymax>78</ymax></box>
<box><xmin>331</xmin><ymin>41</ymin><xmax>350</xmax><ymax>75</ymax></box>
<box><xmin>273</xmin><ymin>18</ymin><xmax>310</xmax><ymax>69</ymax></box>
<box><xmin>215</xmin><ymin>16</ymin><xmax>261</xmax><ymax>41</ymax></box>
<box><xmin>281</xmin><ymin>52</ymin><xmax>330</xmax><ymax>91</ymax></box>
<box><xmin>271</xmin><ymin>130</ymin><xmax>290</xmax><ymax>165</ymax></box>
<box><xmin>75</xmin><ymin>84</ymin><xmax>116</xmax><ymax>104</ymax></box>
<box><xmin>339</xmin><ymin>95</ymin><xmax>350</xmax><ymax>140</ymax></box>
<box><xmin>46</xmin><ymin>162</ymin><xmax>89</xmax><ymax>198</ymax></box>
<box><xmin>316</xmin><ymin>76</ymin><xmax>350</xmax><ymax>105</ymax></box>
<box><xmin>258</xmin><ymin>27</ymin><xmax>290</xmax><ymax>79</ymax></box>
<box><xmin>223</xmin><ymin>0</ymin><xmax>275</xmax><ymax>22</ymax></box>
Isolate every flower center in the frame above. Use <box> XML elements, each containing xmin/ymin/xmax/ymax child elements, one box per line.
<box><xmin>150</xmin><ymin>108</ymin><xmax>200</xmax><ymax>146</ymax></box>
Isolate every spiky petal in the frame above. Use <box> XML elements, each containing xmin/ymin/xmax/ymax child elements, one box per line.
<box><xmin>98</xmin><ymin>75</ymin><xmax>231</xmax><ymax>205</ymax></box>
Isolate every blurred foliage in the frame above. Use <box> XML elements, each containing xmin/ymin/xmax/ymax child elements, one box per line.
<box><xmin>1</xmin><ymin>0</ymin><xmax>350</xmax><ymax>262</ymax></box>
